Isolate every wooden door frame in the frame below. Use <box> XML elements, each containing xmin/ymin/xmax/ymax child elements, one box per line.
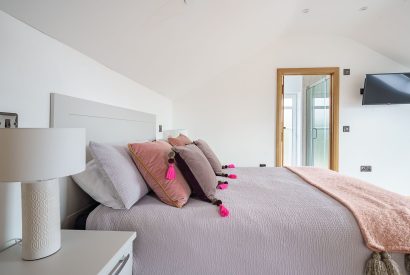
<box><xmin>276</xmin><ymin>67</ymin><xmax>340</xmax><ymax>171</ymax></box>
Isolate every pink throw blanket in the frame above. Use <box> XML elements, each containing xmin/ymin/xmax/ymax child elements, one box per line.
<box><xmin>287</xmin><ymin>166</ymin><xmax>410</xmax><ymax>253</ymax></box>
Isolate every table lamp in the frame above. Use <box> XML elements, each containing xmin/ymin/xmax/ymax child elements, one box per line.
<box><xmin>0</xmin><ymin>128</ymin><xmax>85</xmax><ymax>260</ymax></box>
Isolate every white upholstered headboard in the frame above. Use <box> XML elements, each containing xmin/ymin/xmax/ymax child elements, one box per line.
<box><xmin>50</xmin><ymin>93</ymin><xmax>156</xmax><ymax>228</ymax></box>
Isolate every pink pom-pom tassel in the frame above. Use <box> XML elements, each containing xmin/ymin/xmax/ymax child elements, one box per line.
<box><xmin>228</xmin><ymin>174</ymin><xmax>237</xmax><ymax>179</ymax></box>
<box><xmin>219</xmin><ymin>204</ymin><xmax>229</xmax><ymax>217</ymax></box>
<box><xmin>166</xmin><ymin>163</ymin><xmax>176</xmax><ymax>180</ymax></box>
<box><xmin>228</xmin><ymin>164</ymin><xmax>235</xmax><ymax>168</ymax></box>
<box><xmin>217</xmin><ymin>183</ymin><xmax>228</xmax><ymax>190</ymax></box>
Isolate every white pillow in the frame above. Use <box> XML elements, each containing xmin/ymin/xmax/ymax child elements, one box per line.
<box><xmin>89</xmin><ymin>142</ymin><xmax>149</xmax><ymax>209</ymax></box>
<box><xmin>72</xmin><ymin>160</ymin><xmax>124</xmax><ymax>209</ymax></box>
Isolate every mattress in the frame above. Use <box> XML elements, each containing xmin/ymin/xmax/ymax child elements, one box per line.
<box><xmin>86</xmin><ymin>167</ymin><xmax>406</xmax><ymax>275</ymax></box>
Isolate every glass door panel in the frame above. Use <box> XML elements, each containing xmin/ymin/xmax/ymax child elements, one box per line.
<box><xmin>306</xmin><ymin>77</ymin><xmax>330</xmax><ymax>168</ymax></box>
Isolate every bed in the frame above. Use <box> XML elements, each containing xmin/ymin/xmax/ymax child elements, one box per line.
<box><xmin>86</xmin><ymin>167</ymin><xmax>405</xmax><ymax>275</ymax></box>
<box><xmin>51</xmin><ymin>94</ymin><xmax>407</xmax><ymax>275</ymax></box>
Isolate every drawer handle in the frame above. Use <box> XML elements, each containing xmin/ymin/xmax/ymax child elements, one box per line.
<box><xmin>109</xmin><ymin>253</ymin><xmax>130</xmax><ymax>275</ymax></box>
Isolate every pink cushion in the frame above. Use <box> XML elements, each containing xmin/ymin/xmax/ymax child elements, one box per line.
<box><xmin>128</xmin><ymin>141</ymin><xmax>191</xmax><ymax>208</ymax></box>
<box><xmin>168</xmin><ymin>134</ymin><xmax>192</xmax><ymax>146</ymax></box>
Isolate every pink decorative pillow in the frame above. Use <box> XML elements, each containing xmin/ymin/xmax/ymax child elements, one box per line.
<box><xmin>168</xmin><ymin>134</ymin><xmax>192</xmax><ymax>147</ymax></box>
<box><xmin>128</xmin><ymin>141</ymin><xmax>191</xmax><ymax>208</ymax></box>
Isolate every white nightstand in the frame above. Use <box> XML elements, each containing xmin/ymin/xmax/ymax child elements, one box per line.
<box><xmin>0</xmin><ymin>230</ymin><xmax>136</xmax><ymax>275</ymax></box>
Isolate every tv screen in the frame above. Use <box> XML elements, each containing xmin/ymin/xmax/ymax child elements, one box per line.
<box><xmin>362</xmin><ymin>73</ymin><xmax>410</xmax><ymax>105</ymax></box>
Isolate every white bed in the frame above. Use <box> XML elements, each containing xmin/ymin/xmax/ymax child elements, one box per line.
<box><xmin>51</xmin><ymin>94</ymin><xmax>406</xmax><ymax>275</ymax></box>
<box><xmin>86</xmin><ymin>167</ymin><xmax>405</xmax><ymax>275</ymax></box>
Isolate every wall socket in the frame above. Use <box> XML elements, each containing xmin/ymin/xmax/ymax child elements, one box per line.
<box><xmin>259</xmin><ymin>164</ymin><xmax>266</xmax><ymax>167</ymax></box>
<box><xmin>360</xmin><ymin>166</ymin><xmax>372</xmax><ymax>172</ymax></box>
<box><xmin>0</xmin><ymin>112</ymin><xmax>18</xmax><ymax>128</ymax></box>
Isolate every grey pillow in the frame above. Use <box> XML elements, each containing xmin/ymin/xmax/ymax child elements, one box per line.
<box><xmin>173</xmin><ymin>144</ymin><xmax>217</xmax><ymax>202</ymax></box>
<box><xmin>89</xmin><ymin>141</ymin><xmax>148</xmax><ymax>209</ymax></box>
<box><xmin>193</xmin><ymin>139</ymin><xmax>223</xmax><ymax>175</ymax></box>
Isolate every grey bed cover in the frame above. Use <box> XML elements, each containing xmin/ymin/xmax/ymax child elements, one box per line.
<box><xmin>87</xmin><ymin>167</ymin><xmax>405</xmax><ymax>275</ymax></box>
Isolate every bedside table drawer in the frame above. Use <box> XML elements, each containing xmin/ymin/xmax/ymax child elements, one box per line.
<box><xmin>0</xmin><ymin>230</ymin><xmax>136</xmax><ymax>275</ymax></box>
<box><xmin>102</xmin><ymin>241</ymin><xmax>133</xmax><ymax>275</ymax></box>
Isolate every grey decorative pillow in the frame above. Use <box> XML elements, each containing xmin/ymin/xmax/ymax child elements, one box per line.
<box><xmin>173</xmin><ymin>144</ymin><xmax>217</xmax><ymax>202</ymax></box>
<box><xmin>89</xmin><ymin>141</ymin><xmax>149</xmax><ymax>209</ymax></box>
<box><xmin>193</xmin><ymin>139</ymin><xmax>223</xmax><ymax>175</ymax></box>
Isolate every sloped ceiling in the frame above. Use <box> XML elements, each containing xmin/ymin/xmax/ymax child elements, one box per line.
<box><xmin>0</xmin><ymin>0</ymin><xmax>409</xmax><ymax>98</ymax></box>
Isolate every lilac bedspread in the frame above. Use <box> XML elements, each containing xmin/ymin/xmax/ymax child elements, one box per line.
<box><xmin>87</xmin><ymin>167</ymin><xmax>405</xmax><ymax>275</ymax></box>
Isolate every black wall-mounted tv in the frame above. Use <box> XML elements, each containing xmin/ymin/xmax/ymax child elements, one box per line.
<box><xmin>362</xmin><ymin>73</ymin><xmax>410</xmax><ymax>105</ymax></box>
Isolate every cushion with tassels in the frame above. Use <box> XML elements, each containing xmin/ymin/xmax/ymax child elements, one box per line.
<box><xmin>168</xmin><ymin>134</ymin><xmax>192</xmax><ymax>146</ymax></box>
<box><xmin>173</xmin><ymin>144</ymin><xmax>230</xmax><ymax>217</ymax></box>
<box><xmin>193</xmin><ymin>139</ymin><xmax>223</xmax><ymax>175</ymax></box>
<box><xmin>128</xmin><ymin>141</ymin><xmax>191</xmax><ymax>208</ymax></box>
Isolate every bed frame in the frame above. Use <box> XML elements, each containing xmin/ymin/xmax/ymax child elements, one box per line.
<box><xmin>50</xmin><ymin>93</ymin><xmax>156</xmax><ymax>228</ymax></box>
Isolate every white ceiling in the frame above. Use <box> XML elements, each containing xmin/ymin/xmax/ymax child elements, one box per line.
<box><xmin>0</xmin><ymin>0</ymin><xmax>409</xmax><ymax>98</ymax></box>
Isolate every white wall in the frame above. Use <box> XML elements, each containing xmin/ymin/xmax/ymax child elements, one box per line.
<box><xmin>0</xmin><ymin>11</ymin><xmax>172</xmax><ymax>246</ymax></box>
<box><xmin>174</xmin><ymin>35</ymin><xmax>410</xmax><ymax>195</ymax></box>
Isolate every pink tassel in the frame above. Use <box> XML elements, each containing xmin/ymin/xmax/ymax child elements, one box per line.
<box><xmin>228</xmin><ymin>174</ymin><xmax>237</xmax><ymax>179</ymax></box>
<box><xmin>217</xmin><ymin>183</ymin><xmax>228</xmax><ymax>190</ymax></box>
<box><xmin>219</xmin><ymin>204</ymin><xmax>230</xmax><ymax>217</ymax></box>
<box><xmin>166</xmin><ymin>163</ymin><xmax>176</xmax><ymax>180</ymax></box>
<box><xmin>228</xmin><ymin>164</ymin><xmax>235</xmax><ymax>168</ymax></box>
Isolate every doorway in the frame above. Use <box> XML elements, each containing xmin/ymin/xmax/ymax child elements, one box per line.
<box><xmin>276</xmin><ymin>68</ymin><xmax>339</xmax><ymax>171</ymax></box>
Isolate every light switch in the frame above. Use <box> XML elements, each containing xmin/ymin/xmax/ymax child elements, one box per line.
<box><xmin>343</xmin><ymin>126</ymin><xmax>350</xmax><ymax>132</ymax></box>
<box><xmin>360</xmin><ymin>166</ymin><xmax>372</xmax><ymax>172</ymax></box>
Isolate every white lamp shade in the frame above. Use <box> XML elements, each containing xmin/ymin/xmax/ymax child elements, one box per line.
<box><xmin>0</xmin><ymin>128</ymin><xmax>86</xmax><ymax>182</ymax></box>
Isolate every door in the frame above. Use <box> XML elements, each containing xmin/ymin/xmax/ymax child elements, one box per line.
<box><xmin>276</xmin><ymin>68</ymin><xmax>339</xmax><ymax>171</ymax></box>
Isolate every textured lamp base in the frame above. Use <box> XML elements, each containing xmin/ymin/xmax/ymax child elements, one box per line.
<box><xmin>21</xmin><ymin>179</ymin><xmax>61</xmax><ymax>260</ymax></box>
